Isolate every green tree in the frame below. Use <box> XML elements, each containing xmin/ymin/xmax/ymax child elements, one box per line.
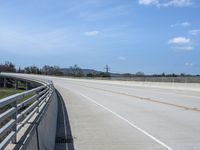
<box><xmin>41</xmin><ymin>65</ymin><xmax>63</xmax><ymax>76</ymax></box>
<box><xmin>69</xmin><ymin>64</ymin><xmax>83</xmax><ymax>77</ymax></box>
<box><xmin>0</xmin><ymin>61</ymin><xmax>16</xmax><ymax>72</ymax></box>
<box><xmin>24</xmin><ymin>66</ymin><xmax>40</xmax><ymax>74</ymax></box>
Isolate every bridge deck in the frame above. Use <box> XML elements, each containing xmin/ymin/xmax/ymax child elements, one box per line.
<box><xmin>52</xmin><ymin>78</ymin><xmax>200</xmax><ymax>150</ymax></box>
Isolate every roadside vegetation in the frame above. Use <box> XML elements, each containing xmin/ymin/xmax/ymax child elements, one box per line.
<box><xmin>0</xmin><ymin>88</ymin><xmax>24</xmax><ymax>99</ymax></box>
<box><xmin>0</xmin><ymin>87</ymin><xmax>35</xmax><ymax>141</ymax></box>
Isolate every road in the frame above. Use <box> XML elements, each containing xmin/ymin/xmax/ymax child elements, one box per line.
<box><xmin>43</xmin><ymin>77</ymin><xmax>199</xmax><ymax>150</ymax></box>
<box><xmin>5</xmin><ymin>74</ymin><xmax>200</xmax><ymax>150</ymax></box>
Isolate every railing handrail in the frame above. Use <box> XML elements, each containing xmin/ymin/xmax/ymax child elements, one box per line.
<box><xmin>0</xmin><ymin>73</ymin><xmax>54</xmax><ymax>150</ymax></box>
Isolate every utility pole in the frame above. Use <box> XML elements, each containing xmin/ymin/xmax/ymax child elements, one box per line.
<box><xmin>104</xmin><ymin>64</ymin><xmax>110</xmax><ymax>73</ymax></box>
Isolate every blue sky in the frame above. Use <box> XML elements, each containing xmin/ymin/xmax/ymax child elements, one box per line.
<box><xmin>0</xmin><ymin>0</ymin><xmax>200</xmax><ymax>74</ymax></box>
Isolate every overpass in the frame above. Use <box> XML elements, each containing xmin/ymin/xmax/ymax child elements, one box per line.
<box><xmin>0</xmin><ymin>73</ymin><xmax>200</xmax><ymax>150</ymax></box>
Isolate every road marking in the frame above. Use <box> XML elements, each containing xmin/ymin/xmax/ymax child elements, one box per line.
<box><xmin>77</xmin><ymin>92</ymin><xmax>174</xmax><ymax>150</ymax></box>
<box><xmin>77</xmin><ymin>84</ymin><xmax>200</xmax><ymax>112</ymax></box>
<box><xmin>63</xmin><ymin>78</ymin><xmax>200</xmax><ymax>99</ymax></box>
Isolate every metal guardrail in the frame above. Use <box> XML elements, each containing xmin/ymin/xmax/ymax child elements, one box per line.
<box><xmin>0</xmin><ymin>74</ymin><xmax>54</xmax><ymax>150</ymax></box>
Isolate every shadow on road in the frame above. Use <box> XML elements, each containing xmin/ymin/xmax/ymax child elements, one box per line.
<box><xmin>55</xmin><ymin>90</ymin><xmax>75</xmax><ymax>150</ymax></box>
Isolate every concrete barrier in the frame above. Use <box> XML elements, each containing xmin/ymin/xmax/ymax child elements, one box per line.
<box><xmin>119</xmin><ymin>81</ymin><xmax>200</xmax><ymax>91</ymax></box>
<box><xmin>20</xmin><ymin>90</ymin><xmax>58</xmax><ymax>150</ymax></box>
<box><xmin>60</xmin><ymin>78</ymin><xmax>200</xmax><ymax>92</ymax></box>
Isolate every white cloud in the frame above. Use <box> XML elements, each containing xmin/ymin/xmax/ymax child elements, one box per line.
<box><xmin>138</xmin><ymin>0</ymin><xmax>193</xmax><ymax>7</ymax></box>
<box><xmin>181</xmin><ymin>22</ymin><xmax>191</xmax><ymax>27</ymax></box>
<box><xmin>168</xmin><ymin>37</ymin><xmax>194</xmax><ymax>51</ymax></box>
<box><xmin>185</xmin><ymin>62</ymin><xmax>194</xmax><ymax>66</ymax></box>
<box><xmin>173</xmin><ymin>46</ymin><xmax>193</xmax><ymax>51</ymax></box>
<box><xmin>188</xmin><ymin>29</ymin><xmax>200</xmax><ymax>35</ymax></box>
<box><xmin>170</xmin><ymin>22</ymin><xmax>191</xmax><ymax>28</ymax></box>
<box><xmin>118</xmin><ymin>56</ymin><xmax>126</xmax><ymax>60</ymax></box>
<box><xmin>169</xmin><ymin>37</ymin><xmax>191</xmax><ymax>44</ymax></box>
<box><xmin>84</xmin><ymin>30</ymin><xmax>100</xmax><ymax>36</ymax></box>
<box><xmin>163</xmin><ymin>0</ymin><xmax>192</xmax><ymax>7</ymax></box>
<box><xmin>138</xmin><ymin>0</ymin><xmax>159</xmax><ymax>5</ymax></box>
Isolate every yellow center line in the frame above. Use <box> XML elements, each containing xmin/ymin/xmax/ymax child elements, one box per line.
<box><xmin>77</xmin><ymin>83</ymin><xmax>200</xmax><ymax>112</ymax></box>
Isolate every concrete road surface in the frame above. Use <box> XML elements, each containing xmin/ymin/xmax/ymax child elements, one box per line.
<box><xmin>7</xmin><ymin>74</ymin><xmax>200</xmax><ymax>150</ymax></box>
<box><xmin>46</xmin><ymin>77</ymin><xmax>200</xmax><ymax>150</ymax></box>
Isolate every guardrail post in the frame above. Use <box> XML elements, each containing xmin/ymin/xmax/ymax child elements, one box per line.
<box><xmin>12</xmin><ymin>100</ymin><xmax>18</xmax><ymax>144</ymax></box>
<box><xmin>3</xmin><ymin>77</ymin><xmax>6</xmax><ymax>88</ymax></box>
<box><xmin>45</xmin><ymin>86</ymin><xmax>50</xmax><ymax>103</ymax></box>
<box><xmin>36</xmin><ymin>91</ymin><xmax>40</xmax><ymax>113</ymax></box>
<box><xmin>15</xmin><ymin>79</ymin><xmax>19</xmax><ymax>89</ymax></box>
<box><xmin>25</xmin><ymin>81</ymin><xmax>28</xmax><ymax>91</ymax></box>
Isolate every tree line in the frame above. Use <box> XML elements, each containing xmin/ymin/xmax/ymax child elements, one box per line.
<box><xmin>0</xmin><ymin>61</ymin><xmax>111</xmax><ymax>77</ymax></box>
<box><xmin>1</xmin><ymin>61</ymin><xmax>199</xmax><ymax>77</ymax></box>
<box><xmin>0</xmin><ymin>61</ymin><xmax>63</xmax><ymax>76</ymax></box>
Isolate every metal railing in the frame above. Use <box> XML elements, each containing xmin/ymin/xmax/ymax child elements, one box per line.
<box><xmin>0</xmin><ymin>74</ymin><xmax>54</xmax><ymax>150</ymax></box>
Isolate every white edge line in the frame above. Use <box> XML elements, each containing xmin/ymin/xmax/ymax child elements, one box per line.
<box><xmin>77</xmin><ymin>92</ymin><xmax>174</xmax><ymax>150</ymax></box>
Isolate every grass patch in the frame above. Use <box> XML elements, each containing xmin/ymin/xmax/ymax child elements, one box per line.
<box><xmin>0</xmin><ymin>88</ymin><xmax>36</xmax><ymax>109</ymax></box>
<box><xmin>0</xmin><ymin>87</ymin><xmax>38</xmax><ymax>143</ymax></box>
<box><xmin>0</xmin><ymin>88</ymin><xmax>24</xmax><ymax>99</ymax></box>
<box><xmin>0</xmin><ymin>87</ymin><xmax>36</xmax><ymax>109</ymax></box>
<box><xmin>19</xmin><ymin>93</ymin><xmax>35</xmax><ymax>103</ymax></box>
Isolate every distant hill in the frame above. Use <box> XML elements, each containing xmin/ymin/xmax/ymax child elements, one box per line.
<box><xmin>60</xmin><ymin>68</ymin><xmax>102</xmax><ymax>75</ymax></box>
<box><xmin>61</xmin><ymin>68</ymin><xmax>126</xmax><ymax>77</ymax></box>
